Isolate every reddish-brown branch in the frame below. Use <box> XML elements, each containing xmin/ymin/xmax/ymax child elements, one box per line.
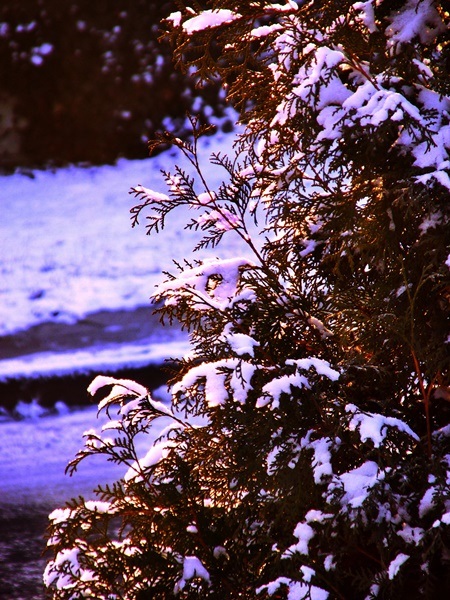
<box><xmin>411</xmin><ymin>349</ymin><xmax>432</xmax><ymax>458</ymax></box>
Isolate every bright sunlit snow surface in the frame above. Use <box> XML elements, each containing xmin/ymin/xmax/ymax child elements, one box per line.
<box><xmin>0</xmin><ymin>126</ymin><xmax>260</xmax><ymax>382</ymax></box>
<box><xmin>0</xmin><ymin>128</ymin><xmax>248</xmax><ymax>337</ymax></box>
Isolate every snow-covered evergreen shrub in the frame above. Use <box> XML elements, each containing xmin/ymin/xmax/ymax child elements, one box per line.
<box><xmin>45</xmin><ymin>1</ymin><xmax>450</xmax><ymax>598</ymax></box>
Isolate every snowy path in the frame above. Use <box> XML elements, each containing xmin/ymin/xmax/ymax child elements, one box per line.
<box><xmin>0</xmin><ymin>406</ymin><xmax>119</xmax><ymax>505</ymax></box>
<box><xmin>0</xmin><ymin>306</ymin><xmax>189</xmax><ymax>381</ymax></box>
<box><xmin>0</xmin><ymin>395</ymin><xmax>172</xmax><ymax>505</ymax></box>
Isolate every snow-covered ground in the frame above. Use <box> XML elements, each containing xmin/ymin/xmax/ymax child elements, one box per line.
<box><xmin>0</xmin><ymin>125</ymin><xmax>254</xmax><ymax>502</ymax></box>
<box><xmin>0</xmin><ymin>386</ymin><xmax>175</xmax><ymax>504</ymax></box>
<box><xmin>0</xmin><ymin>125</ymin><xmax>253</xmax><ymax>379</ymax></box>
<box><xmin>0</xmin><ymin>127</ymin><xmax>246</xmax><ymax>337</ymax></box>
<box><xmin>0</xmin><ymin>403</ymin><xmax>123</xmax><ymax>504</ymax></box>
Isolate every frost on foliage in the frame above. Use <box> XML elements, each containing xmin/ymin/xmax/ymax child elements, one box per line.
<box><xmin>284</xmin><ymin>510</ymin><xmax>333</xmax><ymax>558</ymax></box>
<box><xmin>397</xmin><ymin>524</ymin><xmax>425</xmax><ymax>545</ymax></box>
<box><xmin>45</xmin><ymin>499</ymin><xmax>125</xmax><ymax>592</ymax></box>
<box><xmin>269</xmin><ymin>429</ymin><xmax>337</xmax><ymax>484</ymax></box>
<box><xmin>44</xmin><ymin>373</ymin><xmax>199</xmax><ymax>596</ymax></box>
<box><xmin>124</xmin><ymin>438</ymin><xmax>176</xmax><ymax>482</ymax></box>
<box><xmin>44</xmin><ymin>547</ymin><xmax>89</xmax><ymax>590</ymax></box>
<box><xmin>66</xmin><ymin>374</ymin><xmax>186</xmax><ymax>490</ymax></box>
<box><xmin>87</xmin><ymin>374</ymin><xmax>174</xmax><ymax>420</ymax></box>
<box><xmin>338</xmin><ymin>460</ymin><xmax>380</xmax><ymax>509</ymax></box>
<box><xmin>45</xmin><ymin>2</ymin><xmax>450</xmax><ymax>597</ymax></box>
<box><xmin>156</xmin><ymin>256</ymin><xmax>255</xmax><ymax>312</ymax></box>
<box><xmin>419</xmin><ymin>485</ymin><xmax>438</xmax><ymax>518</ymax></box>
<box><xmin>385</xmin><ymin>0</ymin><xmax>445</xmax><ymax>46</ymax></box>
<box><xmin>261</xmin><ymin>2</ymin><xmax>450</xmax><ymax>191</ymax></box>
<box><xmin>221</xmin><ymin>326</ymin><xmax>259</xmax><ymax>357</ymax></box>
<box><xmin>175</xmin><ymin>2</ymin><xmax>299</xmax><ymax>36</ymax></box>
<box><xmin>306</xmin><ymin>435</ymin><xmax>335</xmax><ymax>484</ymax></box>
<box><xmin>87</xmin><ymin>375</ymin><xmax>148</xmax><ymax>408</ymax></box>
<box><xmin>419</xmin><ymin>211</ymin><xmax>443</xmax><ymax>234</ymax></box>
<box><xmin>130</xmin><ymin>185</ymin><xmax>170</xmax><ymax>205</ymax></box>
<box><xmin>196</xmin><ymin>207</ymin><xmax>241</xmax><ymax>231</ymax></box>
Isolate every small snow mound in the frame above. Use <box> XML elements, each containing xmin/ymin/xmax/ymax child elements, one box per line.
<box><xmin>15</xmin><ymin>398</ymin><xmax>47</xmax><ymax>420</ymax></box>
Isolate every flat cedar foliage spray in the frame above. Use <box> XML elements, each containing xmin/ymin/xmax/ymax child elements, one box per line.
<box><xmin>45</xmin><ymin>1</ymin><xmax>450</xmax><ymax>598</ymax></box>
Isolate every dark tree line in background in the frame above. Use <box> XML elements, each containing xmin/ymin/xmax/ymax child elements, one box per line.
<box><xmin>0</xmin><ymin>0</ymin><xmax>226</xmax><ymax>170</ymax></box>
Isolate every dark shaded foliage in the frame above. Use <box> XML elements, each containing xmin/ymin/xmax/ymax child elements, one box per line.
<box><xmin>0</xmin><ymin>0</ymin><xmax>227</xmax><ymax>170</ymax></box>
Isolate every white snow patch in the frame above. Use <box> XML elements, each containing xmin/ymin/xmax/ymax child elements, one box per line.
<box><xmin>346</xmin><ymin>404</ymin><xmax>419</xmax><ymax>447</ymax></box>
<box><xmin>308</xmin><ymin>437</ymin><xmax>333</xmax><ymax>483</ymax></box>
<box><xmin>183</xmin><ymin>10</ymin><xmax>241</xmax><ymax>34</ymax></box>
<box><xmin>174</xmin><ymin>556</ymin><xmax>210</xmax><ymax>592</ymax></box>
<box><xmin>418</xmin><ymin>486</ymin><xmax>437</xmax><ymax>518</ymax></box>
<box><xmin>88</xmin><ymin>375</ymin><xmax>148</xmax><ymax>398</ymax></box>
<box><xmin>124</xmin><ymin>438</ymin><xmax>175</xmax><ymax>482</ymax></box>
<box><xmin>386</xmin><ymin>0</ymin><xmax>445</xmax><ymax>46</ymax></box>
<box><xmin>387</xmin><ymin>553</ymin><xmax>409</xmax><ymax>580</ymax></box>
<box><xmin>15</xmin><ymin>398</ymin><xmax>47</xmax><ymax>420</ymax></box>
<box><xmin>257</xmin><ymin>577</ymin><xmax>328</xmax><ymax>600</ymax></box>
<box><xmin>0</xmin><ymin>339</ymin><xmax>189</xmax><ymax>381</ymax></box>
<box><xmin>397</xmin><ymin>525</ymin><xmax>424</xmax><ymax>545</ymax></box>
<box><xmin>286</xmin><ymin>522</ymin><xmax>315</xmax><ymax>556</ymax></box>
<box><xmin>419</xmin><ymin>211</ymin><xmax>442</xmax><ymax>234</ymax></box>
<box><xmin>166</xmin><ymin>11</ymin><xmax>182</xmax><ymax>28</ymax></box>
<box><xmin>292</xmin><ymin>357</ymin><xmax>340</xmax><ymax>381</ymax></box>
<box><xmin>339</xmin><ymin>460</ymin><xmax>380</xmax><ymax>508</ymax></box>
<box><xmin>224</xmin><ymin>331</ymin><xmax>259</xmax><ymax>357</ymax></box>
